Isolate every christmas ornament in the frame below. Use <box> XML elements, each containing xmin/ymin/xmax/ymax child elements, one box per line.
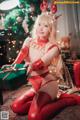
<box><xmin>51</xmin><ymin>4</ymin><xmax>57</xmax><ymax>14</ymax></box>
<box><xmin>40</xmin><ymin>0</ymin><xmax>48</xmax><ymax>12</ymax></box>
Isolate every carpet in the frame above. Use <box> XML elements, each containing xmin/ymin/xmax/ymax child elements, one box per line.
<box><xmin>0</xmin><ymin>85</ymin><xmax>80</xmax><ymax>120</ymax></box>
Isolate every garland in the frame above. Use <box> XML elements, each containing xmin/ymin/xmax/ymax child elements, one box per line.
<box><xmin>4</xmin><ymin>0</ymin><xmax>41</xmax><ymax>35</ymax></box>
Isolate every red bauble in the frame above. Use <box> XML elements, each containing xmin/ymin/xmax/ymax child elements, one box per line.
<box><xmin>40</xmin><ymin>1</ymin><xmax>48</xmax><ymax>12</ymax></box>
<box><xmin>51</xmin><ymin>4</ymin><xmax>57</xmax><ymax>14</ymax></box>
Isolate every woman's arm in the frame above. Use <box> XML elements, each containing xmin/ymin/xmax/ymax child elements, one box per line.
<box><xmin>41</xmin><ymin>45</ymin><xmax>60</xmax><ymax>65</ymax></box>
<box><xmin>13</xmin><ymin>37</ymin><xmax>31</xmax><ymax>64</ymax></box>
<box><xmin>32</xmin><ymin>45</ymin><xmax>60</xmax><ymax>71</ymax></box>
<box><xmin>13</xmin><ymin>47</ymin><xmax>29</xmax><ymax>64</ymax></box>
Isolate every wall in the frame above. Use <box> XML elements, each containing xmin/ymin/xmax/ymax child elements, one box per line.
<box><xmin>57</xmin><ymin>4</ymin><xmax>80</xmax><ymax>54</ymax></box>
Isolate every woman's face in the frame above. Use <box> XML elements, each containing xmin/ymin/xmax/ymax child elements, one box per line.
<box><xmin>36</xmin><ymin>20</ymin><xmax>50</xmax><ymax>40</ymax></box>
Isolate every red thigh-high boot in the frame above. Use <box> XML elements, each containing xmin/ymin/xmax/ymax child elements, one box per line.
<box><xmin>11</xmin><ymin>88</ymin><xmax>35</xmax><ymax>114</ymax></box>
<box><xmin>28</xmin><ymin>91</ymin><xmax>52</xmax><ymax>120</ymax></box>
<box><xmin>73</xmin><ymin>62</ymin><xmax>80</xmax><ymax>87</ymax></box>
<box><xmin>37</xmin><ymin>93</ymin><xmax>80</xmax><ymax>120</ymax></box>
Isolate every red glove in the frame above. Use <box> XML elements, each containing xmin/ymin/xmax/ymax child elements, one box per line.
<box><xmin>32</xmin><ymin>59</ymin><xmax>44</xmax><ymax>71</ymax></box>
<box><xmin>14</xmin><ymin>47</ymin><xmax>29</xmax><ymax>64</ymax></box>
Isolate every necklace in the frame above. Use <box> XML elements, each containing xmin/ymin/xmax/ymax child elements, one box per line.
<box><xmin>30</xmin><ymin>41</ymin><xmax>47</xmax><ymax>55</ymax></box>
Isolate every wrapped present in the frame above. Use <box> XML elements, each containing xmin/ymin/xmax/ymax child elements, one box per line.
<box><xmin>0</xmin><ymin>64</ymin><xmax>27</xmax><ymax>90</ymax></box>
<box><xmin>0</xmin><ymin>75</ymin><xmax>3</xmax><ymax>104</ymax></box>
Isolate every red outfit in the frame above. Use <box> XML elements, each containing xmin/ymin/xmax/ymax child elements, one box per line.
<box><xmin>11</xmin><ymin>38</ymin><xmax>80</xmax><ymax>120</ymax></box>
<box><xmin>28</xmin><ymin>93</ymin><xmax>80</xmax><ymax>120</ymax></box>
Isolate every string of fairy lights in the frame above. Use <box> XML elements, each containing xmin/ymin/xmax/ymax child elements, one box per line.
<box><xmin>0</xmin><ymin>0</ymin><xmax>41</xmax><ymax>64</ymax></box>
<box><xmin>0</xmin><ymin>29</ymin><xmax>24</xmax><ymax>63</ymax></box>
<box><xmin>7</xmin><ymin>36</ymin><xmax>23</xmax><ymax>63</ymax></box>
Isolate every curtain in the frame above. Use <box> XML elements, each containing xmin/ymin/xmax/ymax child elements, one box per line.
<box><xmin>57</xmin><ymin>4</ymin><xmax>80</xmax><ymax>53</ymax></box>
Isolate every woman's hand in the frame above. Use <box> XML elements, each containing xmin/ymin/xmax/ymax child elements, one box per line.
<box><xmin>1</xmin><ymin>64</ymin><xmax>16</xmax><ymax>71</ymax></box>
<box><xmin>31</xmin><ymin>59</ymin><xmax>44</xmax><ymax>71</ymax></box>
<box><xmin>1</xmin><ymin>64</ymin><xmax>12</xmax><ymax>69</ymax></box>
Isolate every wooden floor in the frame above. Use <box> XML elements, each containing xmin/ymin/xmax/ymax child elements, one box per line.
<box><xmin>0</xmin><ymin>84</ymin><xmax>80</xmax><ymax>120</ymax></box>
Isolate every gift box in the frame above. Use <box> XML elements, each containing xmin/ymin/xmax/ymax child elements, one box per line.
<box><xmin>0</xmin><ymin>75</ymin><xmax>3</xmax><ymax>104</ymax></box>
<box><xmin>0</xmin><ymin>64</ymin><xmax>27</xmax><ymax>90</ymax></box>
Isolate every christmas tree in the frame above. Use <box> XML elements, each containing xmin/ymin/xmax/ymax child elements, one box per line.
<box><xmin>0</xmin><ymin>0</ymin><xmax>57</xmax><ymax>64</ymax></box>
<box><xmin>0</xmin><ymin>0</ymin><xmax>42</xmax><ymax>63</ymax></box>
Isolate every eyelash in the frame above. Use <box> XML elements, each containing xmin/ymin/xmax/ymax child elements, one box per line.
<box><xmin>44</xmin><ymin>25</ymin><xmax>48</xmax><ymax>27</ymax></box>
<box><xmin>38</xmin><ymin>24</ymin><xmax>48</xmax><ymax>28</ymax></box>
<box><xmin>38</xmin><ymin>23</ymin><xmax>41</xmax><ymax>26</ymax></box>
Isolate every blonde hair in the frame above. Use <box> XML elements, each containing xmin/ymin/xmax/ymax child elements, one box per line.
<box><xmin>31</xmin><ymin>12</ymin><xmax>57</xmax><ymax>43</ymax></box>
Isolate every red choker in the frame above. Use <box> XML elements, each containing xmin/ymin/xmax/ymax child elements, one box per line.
<box><xmin>37</xmin><ymin>39</ymin><xmax>48</xmax><ymax>46</ymax></box>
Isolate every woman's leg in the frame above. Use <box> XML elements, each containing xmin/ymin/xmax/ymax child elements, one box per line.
<box><xmin>11</xmin><ymin>88</ymin><xmax>35</xmax><ymax>114</ymax></box>
<box><xmin>39</xmin><ymin>93</ymin><xmax>80</xmax><ymax>120</ymax></box>
<box><xmin>28</xmin><ymin>91</ymin><xmax>52</xmax><ymax>120</ymax></box>
<box><xmin>11</xmin><ymin>75</ymin><xmax>43</xmax><ymax>114</ymax></box>
<box><xmin>28</xmin><ymin>92</ymin><xmax>80</xmax><ymax>120</ymax></box>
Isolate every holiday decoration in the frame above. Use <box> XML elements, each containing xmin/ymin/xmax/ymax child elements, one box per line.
<box><xmin>0</xmin><ymin>0</ymin><xmax>57</xmax><ymax>64</ymax></box>
<box><xmin>4</xmin><ymin>0</ymin><xmax>41</xmax><ymax>33</ymax></box>
<box><xmin>0</xmin><ymin>29</ymin><xmax>8</xmax><ymax>66</ymax></box>
<box><xmin>40</xmin><ymin>0</ymin><xmax>48</xmax><ymax>12</ymax></box>
<box><xmin>1</xmin><ymin>0</ymin><xmax>41</xmax><ymax>63</ymax></box>
<box><xmin>0</xmin><ymin>64</ymin><xmax>27</xmax><ymax>90</ymax></box>
<box><xmin>60</xmin><ymin>36</ymin><xmax>71</xmax><ymax>50</ymax></box>
<box><xmin>60</xmin><ymin>36</ymin><xmax>71</xmax><ymax>60</ymax></box>
<box><xmin>40</xmin><ymin>0</ymin><xmax>57</xmax><ymax>14</ymax></box>
<box><xmin>51</xmin><ymin>4</ymin><xmax>57</xmax><ymax>14</ymax></box>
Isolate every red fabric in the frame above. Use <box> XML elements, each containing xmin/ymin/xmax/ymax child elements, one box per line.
<box><xmin>40</xmin><ymin>1</ymin><xmax>48</xmax><ymax>12</ymax></box>
<box><xmin>51</xmin><ymin>4</ymin><xmax>57</xmax><ymax>14</ymax></box>
<box><xmin>28</xmin><ymin>93</ymin><xmax>80</xmax><ymax>120</ymax></box>
<box><xmin>11</xmin><ymin>89</ymin><xmax>35</xmax><ymax>114</ymax></box>
<box><xmin>39</xmin><ymin>97</ymin><xmax>76</xmax><ymax>120</ymax></box>
<box><xmin>14</xmin><ymin>47</ymin><xmax>29</xmax><ymax>64</ymax></box>
<box><xmin>32</xmin><ymin>59</ymin><xmax>44</xmax><ymax>71</ymax></box>
<box><xmin>29</xmin><ymin>76</ymin><xmax>43</xmax><ymax>91</ymax></box>
<box><xmin>28</xmin><ymin>91</ymin><xmax>52</xmax><ymax>120</ymax></box>
<box><xmin>60</xmin><ymin>93</ymin><xmax>80</xmax><ymax>104</ymax></box>
<box><xmin>37</xmin><ymin>39</ymin><xmax>48</xmax><ymax>45</ymax></box>
<box><xmin>73</xmin><ymin>62</ymin><xmax>80</xmax><ymax>87</ymax></box>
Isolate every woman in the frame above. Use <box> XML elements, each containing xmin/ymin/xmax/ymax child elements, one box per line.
<box><xmin>11</xmin><ymin>13</ymin><xmax>80</xmax><ymax>120</ymax></box>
